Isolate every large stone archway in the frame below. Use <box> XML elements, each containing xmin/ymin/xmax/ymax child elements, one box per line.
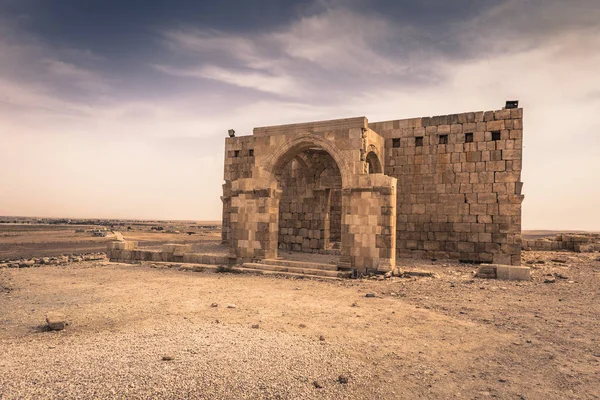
<box><xmin>225</xmin><ymin>117</ymin><xmax>397</xmax><ymax>274</ymax></box>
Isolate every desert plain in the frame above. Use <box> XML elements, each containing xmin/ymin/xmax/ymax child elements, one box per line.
<box><xmin>0</xmin><ymin>221</ymin><xmax>599</xmax><ymax>399</ymax></box>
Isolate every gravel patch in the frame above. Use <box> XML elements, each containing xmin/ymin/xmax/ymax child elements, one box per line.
<box><xmin>0</xmin><ymin>321</ymin><xmax>382</xmax><ymax>399</ymax></box>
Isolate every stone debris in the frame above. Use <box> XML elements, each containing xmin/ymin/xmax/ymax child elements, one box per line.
<box><xmin>0</xmin><ymin>253</ymin><xmax>107</xmax><ymax>269</ymax></box>
<box><xmin>161</xmin><ymin>355</ymin><xmax>174</xmax><ymax>361</ymax></box>
<box><xmin>210</xmin><ymin>303</ymin><xmax>218</xmax><ymax>308</ymax></box>
<box><xmin>226</xmin><ymin>304</ymin><xmax>236</xmax><ymax>309</ymax></box>
<box><xmin>338</xmin><ymin>375</ymin><xmax>349</xmax><ymax>384</ymax></box>
<box><xmin>365</xmin><ymin>293</ymin><xmax>376</xmax><ymax>298</ymax></box>
<box><xmin>45</xmin><ymin>312</ymin><xmax>66</xmax><ymax>331</ymax></box>
<box><xmin>523</xmin><ymin>233</ymin><xmax>600</xmax><ymax>253</ymax></box>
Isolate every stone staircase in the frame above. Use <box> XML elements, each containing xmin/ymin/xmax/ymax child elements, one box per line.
<box><xmin>241</xmin><ymin>258</ymin><xmax>351</xmax><ymax>279</ymax></box>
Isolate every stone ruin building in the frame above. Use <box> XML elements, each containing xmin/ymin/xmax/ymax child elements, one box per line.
<box><xmin>221</xmin><ymin>102</ymin><xmax>524</xmax><ymax>274</ymax></box>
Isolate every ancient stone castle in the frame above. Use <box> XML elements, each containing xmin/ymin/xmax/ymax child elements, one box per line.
<box><xmin>221</xmin><ymin>103</ymin><xmax>524</xmax><ymax>274</ymax></box>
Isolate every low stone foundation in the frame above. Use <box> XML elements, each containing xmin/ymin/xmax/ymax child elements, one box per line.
<box><xmin>107</xmin><ymin>242</ymin><xmax>231</xmax><ymax>265</ymax></box>
<box><xmin>477</xmin><ymin>264</ymin><xmax>531</xmax><ymax>281</ymax></box>
<box><xmin>523</xmin><ymin>233</ymin><xmax>600</xmax><ymax>252</ymax></box>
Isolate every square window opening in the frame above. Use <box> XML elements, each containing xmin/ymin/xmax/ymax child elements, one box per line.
<box><xmin>248</xmin><ymin>149</ymin><xmax>254</xmax><ymax>157</ymax></box>
<box><xmin>234</xmin><ymin>150</ymin><xmax>240</xmax><ymax>158</ymax></box>
<box><xmin>491</xmin><ymin>131</ymin><xmax>501</xmax><ymax>141</ymax></box>
<box><xmin>439</xmin><ymin>134</ymin><xmax>448</xmax><ymax>144</ymax></box>
<box><xmin>465</xmin><ymin>132</ymin><xmax>473</xmax><ymax>143</ymax></box>
<box><xmin>392</xmin><ymin>138</ymin><xmax>400</xmax><ymax>148</ymax></box>
<box><xmin>415</xmin><ymin>136</ymin><xmax>424</xmax><ymax>147</ymax></box>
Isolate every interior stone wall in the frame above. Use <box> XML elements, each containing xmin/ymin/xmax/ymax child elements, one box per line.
<box><xmin>329</xmin><ymin>189</ymin><xmax>342</xmax><ymax>242</ymax></box>
<box><xmin>277</xmin><ymin>151</ymin><xmax>342</xmax><ymax>252</ymax></box>
<box><xmin>369</xmin><ymin>107</ymin><xmax>524</xmax><ymax>265</ymax></box>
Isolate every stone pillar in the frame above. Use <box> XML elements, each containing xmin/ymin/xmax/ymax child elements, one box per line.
<box><xmin>339</xmin><ymin>174</ymin><xmax>397</xmax><ymax>274</ymax></box>
<box><xmin>220</xmin><ymin>183</ymin><xmax>231</xmax><ymax>245</ymax></box>
<box><xmin>229</xmin><ymin>178</ymin><xmax>281</xmax><ymax>261</ymax></box>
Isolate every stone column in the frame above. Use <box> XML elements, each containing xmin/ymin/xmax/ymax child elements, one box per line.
<box><xmin>339</xmin><ymin>174</ymin><xmax>397</xmax><ymax>274</ymax></box>
<box><xmin>229</xmin><ymin>178</ymin><xmax>281</xmax><ymax>262</ymax></box>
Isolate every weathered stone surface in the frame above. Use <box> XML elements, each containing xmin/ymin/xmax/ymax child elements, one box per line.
<box><xmin>46</xmin><ymin>312</ymin><xmax>66</xmax><ymax>331</ymax></box>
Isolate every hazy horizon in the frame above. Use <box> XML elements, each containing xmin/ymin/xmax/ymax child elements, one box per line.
<box><xmin>1</xmin><ymin>0</ymin><xmax>599</xmax><ymax>230</ymax></box>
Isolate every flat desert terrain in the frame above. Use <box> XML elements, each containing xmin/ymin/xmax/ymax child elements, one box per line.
<box><xmin>0</xmin><ymin>224</ymin><xmax>599</xmax><ymax>399</ymax></box>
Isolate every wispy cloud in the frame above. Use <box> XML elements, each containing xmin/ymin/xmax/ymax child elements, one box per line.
<box><xmin>1</xmin><ymin>0</ymin><xmax>599</xmax><ymax>226</ymax></box>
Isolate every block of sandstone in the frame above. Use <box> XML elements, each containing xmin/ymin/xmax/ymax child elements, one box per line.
<box><xmin>161</xmin><ymin>244</ymin><xmax>193</xmax><ymax>254</ymax></box>
<box><xmin>479</xmin><ymin>264</ymin><xmax>531</xmax><ymax>281</ymax></box>
<box><xmin>46</xmin><ymin>312</ymin><xmax>66</xmax><ymax>331</ymax></box>
<box><xmin>476</xmin><ymin>264</ymin><xmax>497</xmax><ymax>279</ymax></box>
<box><xmin>108</xmin><ymin>241</ymin><xmax>138</xmax><ymax>251</ymax></box>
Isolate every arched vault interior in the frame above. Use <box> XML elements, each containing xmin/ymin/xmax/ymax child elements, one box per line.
<box><xmin>276</xmin><ymin>149</ymin><xmax>342</xmax><ymax>253</ymax></box>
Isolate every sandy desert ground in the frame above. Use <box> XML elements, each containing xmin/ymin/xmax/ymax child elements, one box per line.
<box><xmin>0</xmin><ymin>224</ymin><xmax>599</xmax><ymax>399</ymax></box>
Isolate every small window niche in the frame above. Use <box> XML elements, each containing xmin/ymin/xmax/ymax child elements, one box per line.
<box><xmin>415</xmin><ymin>136</ymin><xmax>424</xmax><ymax>147</ymax></box>
<box><xmin>439</xmin><ymin>134</ymin><xmax>448</xmax><ymax>145</ymax></box>
<box><xmin>392</xmin><ymin>138</ymin><xmax>401</xmax><ymax>148</ymax></box>
<box><xmin>248</xmin><ymin>149</ymin><xmax>254</xmax><ymax>157</ymax></box>
<box><xmin>233</xmin><ymin>150</ymin><xmax>240</xmax><ymax>158</ymax></box>
<box><xmin>491</xmin><ymin>131</ymin><xmax>501</xmax><ymax>141</ymax></box>
<box><xmin>465</xmin><ymin>132</ymin><xmax>474</xmax><ymax>143</ymax></box>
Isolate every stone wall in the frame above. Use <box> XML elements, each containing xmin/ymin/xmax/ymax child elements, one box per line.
<box><xmin>523</xmin><ymin>233</ymin><xmax>600</xmax><ymax>252</ymax></box>
<box><xmin>369</xmin><ymin>107</ymin><xmax>524</xmax><ymax>265</ymax></box>
<box><xmin>339</xmin><ymin>174</ymin><xmax>397</xmax><ymax>272</ymax></box>
<box><xmin>277</xmin><ymin>150</ymin><xmax>342</xmax><ymax>252</ymax></box>
<box><xmin>222</xmin><ymin>136</ymin><xmax>256</xmax><ymax>243</ymax></box>
<box><xmin>222</xmin><ymin>106</ymin><xmax>524</xmax><ymax>268</ymax></box>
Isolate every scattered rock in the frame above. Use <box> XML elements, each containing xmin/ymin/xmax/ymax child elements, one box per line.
<box><xmin>299</xmin><ymin>323</ymin><xmax>306</xmax><ymax>328</ymax></box>
<box><xmin>251</xmin><ymin>324</ymin><xmax>259</xmax><ymax>329</ymax></box>
<box><xmin>161</xmin><ymin>355</ymin><xmax>174</xmax><ymax>361</ymax></box>
<box><xmin>210</xmin><ymin>303</ymin><xmax>218</xmax><ymax>308</ymax></box>
<box><xmin>551</xmin><ymin>257</ymin><xmax>568</xmax><ymax>264</ymax></box>
<box><xmin>19</xmin><ymin>260</ymin><xmax>35</xmax><ymax>268</ymax></box>
<box><xmin>46</xmin><ymin>312</ymin><xmax>66</xmax><ymax>331</ymax></box>
<box><xmin>226</xmin><ymin>304</ymin><xmax>236</xmax><ymax>309</ymax></box>
<box><xmin>365</xmin><ymin>293</ymin><xmax>376</xmax><ymax>298</ymax></box>
<box><xmin>319</xmin><ymin>335</ymin><xmax>325</xmax><ymax>341</ymax></box>
<box><xmin>544</xmin><ymin>277</ymin><xmax>556</xmax><ymax>284</ymax></box>
<box><xmin>404</xmin><ymin>270</ymin><xmax>436</xmax><ymax>278</ymax></box>
<box><xmin>338</xmin><ymin>375</ymin><xmax>349</xmax><ymax>384</ymax></box>
<box><xmin>351</xmin><ymin>302</ymin><xmax>358</xmax><ymax>307</ymax></box>
<box><xmin>313</xmin><ymin>380</ymin><xmax>323</xmax><ymax>389</ymax></box>
<box><xmin>554</xmin><ymin>273</ymin><xmax>569</xmax><ymax>280</ymax></box>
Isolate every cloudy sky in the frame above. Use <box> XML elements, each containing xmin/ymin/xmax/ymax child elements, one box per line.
<box><xmin>0</xmin><ymin>0</ymin><xmax>599</xmax><ymax>229</ymax></box>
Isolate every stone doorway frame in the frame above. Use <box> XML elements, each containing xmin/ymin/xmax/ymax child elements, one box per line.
<box><xmin>228</xmin><ymin>133</ymin><xmax>397</xmax><ymax>274</ymax></box>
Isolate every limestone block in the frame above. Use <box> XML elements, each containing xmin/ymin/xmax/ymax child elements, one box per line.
<box><xmin>495</xmin><ymin>265</ymin><xmax>530</xmax><ymax>281</ymax></box>
<box><xmin>487</xmin><ymin>161</ymin><xmax>506</xmax><ymax>171</ymax></box>
<box><xmin>495</xmin><ymin>171</ymin><xmax>520</xmax><ymax>183</ymax></box>
<box><xmin>492</xmin><ymin>254</ymin><xmax>512</xmax><ymax>265</ymax></box>
<box><xmin>510</xmin><ymin>108</ymin><xmax>523</xmax><ymax>119</ymax></box>
<box><xmin>46</xmin><ymin>312</ymin><xmax>66</xmax><ymax>331</ymax></box>
<box><xmin>487</xmin><ymin>120</ymin><xmax>505</xmax><ymax>131</ymax></box>
<box><xmin>494</xmin><ymin>109</ymin><xmax>511</xmax><ymax>120</ymax></box>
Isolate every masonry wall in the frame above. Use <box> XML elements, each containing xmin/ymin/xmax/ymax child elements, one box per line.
<box><xmin>369</xmin><ymin>107</ymin><xmax>524</xmax><ymax>265</ymax></box>
<box><xmin>222</xmin><ymin>136</ymin><xmax>256</xmax><ymax>243</ymax></box>
<box><xmin>277</xmin><ymin>151</ymin><xmax>342</xmax><ymax>252</ymax></box>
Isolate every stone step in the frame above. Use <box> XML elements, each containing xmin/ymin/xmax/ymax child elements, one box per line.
<box><xmin>132</xmin><ymin>262</ymin><xmax>346</xmax><ymax>280</ymax></box>
<box><xmin>260</xmin><ymin>258</ymin><xmax>338</xmax><ymax>271</ymax></box>
<box><xmin>242</xmin><ymin>262</ymin><xmax>351</xmax><ymax>278</ymax></box>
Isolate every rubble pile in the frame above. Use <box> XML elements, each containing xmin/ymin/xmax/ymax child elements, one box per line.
<box><xmin>0</xmin><ymin>252</ymin><xmax>106</xmax><ymax>268</ymax></box>
<box><xmin>523</xmin><ymin>233</ymin><xmax>600</xmax><ymax>253</ymax></box>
